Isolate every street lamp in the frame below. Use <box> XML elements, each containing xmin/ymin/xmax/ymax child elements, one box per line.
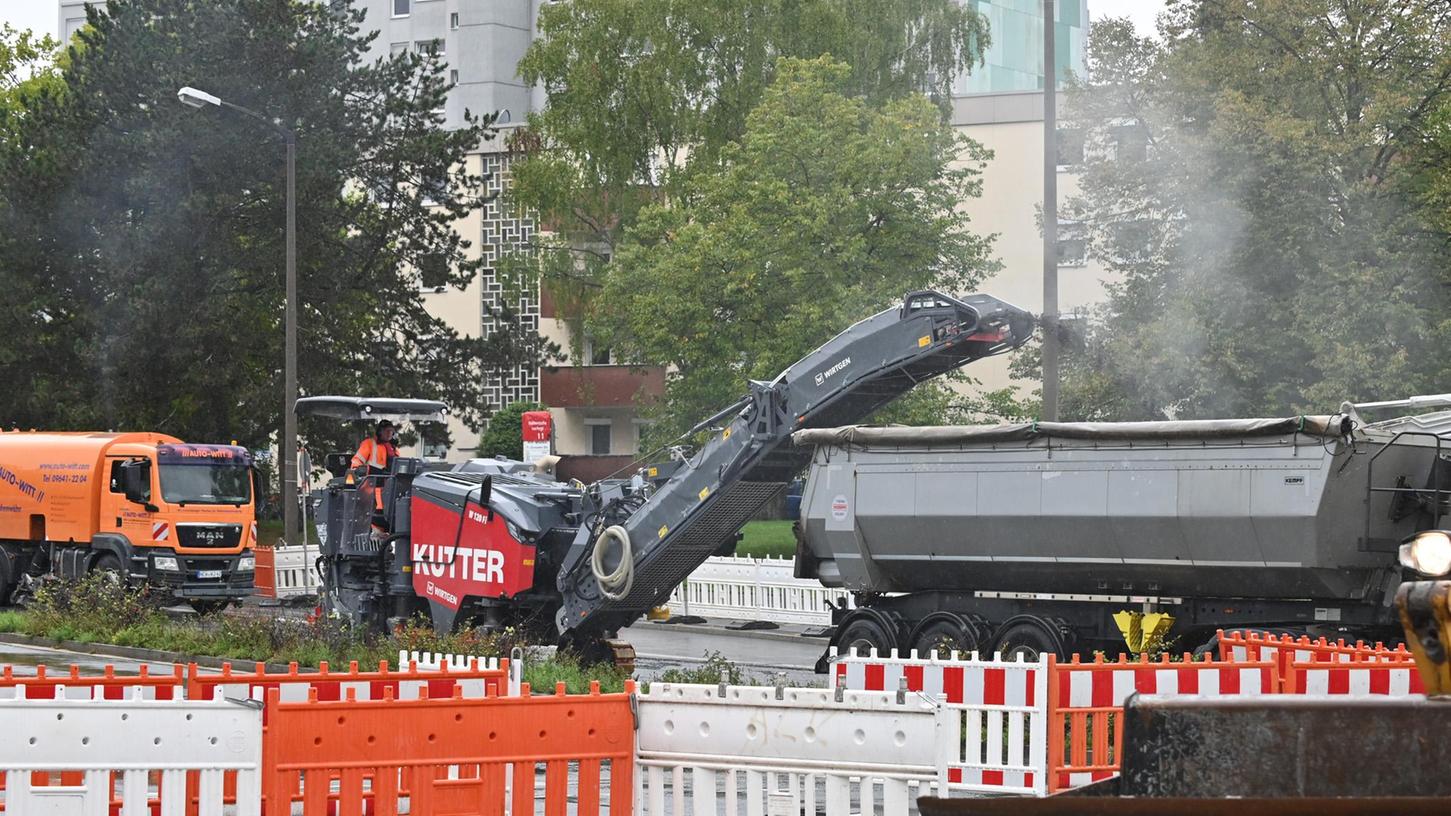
<box><xmin>178</xmin><ymin>86</ymin><xmax>301</xmax><ymax>549</ymax></box>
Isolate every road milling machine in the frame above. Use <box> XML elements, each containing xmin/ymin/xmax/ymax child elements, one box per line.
<box><xmin>302</xmin><ymin>291</ymin><xmax>1033</xmax><ymax>658</ymax></box>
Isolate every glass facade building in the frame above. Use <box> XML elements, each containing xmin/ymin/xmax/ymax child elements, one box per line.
<box><xmin>954</xmin><ymin>0</ymin><xmax>1089</xmax><ymax>95</ymax></box>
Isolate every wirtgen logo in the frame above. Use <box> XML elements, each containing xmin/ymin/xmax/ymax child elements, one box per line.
<box><xmin>814</xmin><ymin>357</ymin><xmax>851</xmax><ymax>386</ymax></box>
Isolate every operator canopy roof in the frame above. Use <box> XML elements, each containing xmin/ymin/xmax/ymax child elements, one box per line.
<box><xmin>294</xmin><ymin>396</ymin><xmax>450</xmax><ymax>422</ymax></box>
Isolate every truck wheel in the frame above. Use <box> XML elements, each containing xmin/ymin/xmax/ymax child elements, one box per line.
<box><xmin>992</xmin><ymin>616</ymin><xmax>1065</xmax><ymax>662</ymax></box>
<box><xmin>92</xmin><ymin>554</ymin><xmax>125</xmax><ymax>586</ymax></box>
<box><xmin>836</xmin><ymin>613</ymin><xmax>896</xmax><ymax>657</ymax></box>
<box><xmin>909</xmin><ymin>613</ymin><xmax>982</xmax><ymax>658</ymax></box>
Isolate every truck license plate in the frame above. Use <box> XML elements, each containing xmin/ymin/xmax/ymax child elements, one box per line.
<box><xmin>196</xmin><ymin>570</ymin><xmax>222</xmax><ymax>579</ymax></box>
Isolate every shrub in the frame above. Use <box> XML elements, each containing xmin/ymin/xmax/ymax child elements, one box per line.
<box><xmin>655</xmin><ymin>651</ymin><xmax>746</xmax><ymax>685</ymax></box>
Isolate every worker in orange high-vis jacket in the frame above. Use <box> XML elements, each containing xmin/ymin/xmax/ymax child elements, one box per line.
<box><xmin>350</xmin><ymin>420</ymin><xmax>399</xmax><ymax>530</ymax></box>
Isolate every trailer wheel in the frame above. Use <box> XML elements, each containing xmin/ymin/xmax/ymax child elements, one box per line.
<box><xmin>909</xmin><ymin>613</ymin><xmax>982</xmax><ymax>658</ymax></box>
<box><xmin>836</xmin><ymin>612</ymin><xmax>897</xmax><ymax>657</ymax></box>
<box><xmin>991</xmin><ymin>616</ymin><xmax>1066</xmax><ymax>662</ymax></box>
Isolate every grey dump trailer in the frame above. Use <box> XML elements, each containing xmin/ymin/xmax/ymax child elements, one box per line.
<box><xmin>793</xmin><ymin>410</ymin><xmax>1451</xmax><ymax>661</ymax></box>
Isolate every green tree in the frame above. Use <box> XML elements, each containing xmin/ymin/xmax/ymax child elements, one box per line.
<box><xmin>589</xmin><ymin>58</ymin><xmax>998</xmax><ymax>438</ymax></box>
<box><xmin>499</xmin><ymin>0</ymin><xmax>991</xmax><ymax>328</ymax></box>
<box><xmin>477</xmin><ymin>401</ymin><xmax>548</xmax><ymax>460</ymax></box>
<box><xmin>1054</xmin><ymin>3</ymin><xmax>1451</xmax><ymax>420</ymax></box>
<box><xmin>0</xmin><ymin>0</ymin><xmax>552</xmax><ymax>455</ymax></box>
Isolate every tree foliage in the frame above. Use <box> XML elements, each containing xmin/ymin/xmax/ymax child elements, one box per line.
<box><xmin>1056</xmin><ymin>2</ymin><xmax>1451</xmax><ymax>420</ymax></box>
<box><xmin>477</xmin><ymin>401</ymin><xmax>547</xmax><ymax>461</ymax></box>
<box><xmin>499</xmin><ymin>0</ymin><xmax>993</xmax><ymax>339</ymax></box>
<box><xmin>0</xmin><ymin>0</ymin><xmax>551</xmax><ymax>457</ymax></box>
<box><xmin>588</xmin><ymin>57</ymin><xmax>998</xmax><ymax>438</ymax></box>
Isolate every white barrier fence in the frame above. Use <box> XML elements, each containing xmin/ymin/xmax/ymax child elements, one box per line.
<box><xmin>397</xmin><ymin>648</ymin><xmax>525</xmax><ymax>696</ymax></box>
<box><xmin>667</xmin><ymin>554</ymin><xmax>850</xmax><ymax>626</ymax></box>
<box><xmin>273</xmin><ymin>543</ymin><xmax>321</xmax><ymax>597</ymax></box>
<box><xmin>830</xmin><ymin>648</ymin><xmax>1050</xmax><ymax>796</ymax></box>
<box><xmin>0</xmin><ymin>690</ymin><xmax>263</xmax><ymax>816</ymax></box>
<box><xmin>636</xmin><ymin>682</ymin><xmax>956</xmax><ymax>816</ymax></box>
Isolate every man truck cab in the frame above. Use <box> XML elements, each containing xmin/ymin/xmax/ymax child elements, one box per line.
<box><xmin>0</xmin><ymin>431</ymin><xmax>257</xmax><ymax>610</ymax></box>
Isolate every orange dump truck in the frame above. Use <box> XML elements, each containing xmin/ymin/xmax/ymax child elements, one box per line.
<box><xmin>0</xmin><ymin>432</ymin><xmax>257</xmax><ymax>609</ymax></box>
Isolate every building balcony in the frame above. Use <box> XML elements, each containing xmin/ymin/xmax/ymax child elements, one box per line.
<box><xmin>540</xmin><ymin>365</ymin><xmax>666</xmax><ymax>408</ymax></box>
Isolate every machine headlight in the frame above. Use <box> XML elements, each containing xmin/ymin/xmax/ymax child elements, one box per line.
<box><xmin>1399</xmin><ymin>530</ymin><xmax>1451</xmax><ymax>578</ymax></box>
<box><xmin>238</xmin><ymin>556</ymin><xmax>256</xmax><ymax>572</ymax></box>
<box><xmin>154</xmin><ymin>556</ymin><xmax>180</xmax><ymax>571</ymax></box>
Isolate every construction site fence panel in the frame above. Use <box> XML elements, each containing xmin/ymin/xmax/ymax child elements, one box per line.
<box><xmin>272</xmin><ymin>543</ymin><xmax>321</xmax><ymax>597</ymax></box>
<box><xmin>254</xmin><ymin>545</ymin><xmax>277</xmax><ymax>598</ymax></box>
<box><xmin>0</xmin><ymin>690</ymin><xmax>263</xmax><ymax>816</ymax></box>
<box><xmin>636</xmin><ymin>682</ymin><xmax>955</xmax><ymax>816</ymax></box>
<box><xmin>1047</xmin><ymin>654</ymin><xmax>1279</xmax><ymax>792</ymax></box>
<box><xmin>1217</xmin><ymin>629</ymin><xmax>1414</xmax><ymax>677</ymax></box>
<box><xmin>261</xmin><ymin>680</ymin><xmax>635</xmax><ymax>816</ymax></box>
<box><xmin>398</xmin><ymin>648</ymin><xmax>524</xmax><ymax>696</ymax></box>
<box><xmin>666</xmin><ymin>554</ymin><xmax>852</xmax><ymax>627</ymax></box>
<box><xmin>1286</xmin><ymin>657</ymin><xmax>1426</xmax><ymax>695</ymax></box>
<box><xmin>829</xmin><ymin>647</ymin><xmax>1048</xmax><ymax>796</ymax></box>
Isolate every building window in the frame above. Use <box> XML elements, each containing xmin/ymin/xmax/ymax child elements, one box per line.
<box><xmin>416</xmin><ymin>38</ymin><xmax>444</xmax><ymax>57</ymax></box>
<box><xmin>450</xmin><ymin>69</ymin><xmax>459</xmax><ymax>85</ymax></box>
<box><xmin>1056</xmin><ymin>221</ymin><xmax>1088</xmax><ymax>268</ymax></box>
<box><xmin>587</xmin><ymin>422</ymin><xmax>612</xmax><ymax>456</ymax></box>
<box><xmin>389</xmin><ymin>42</ymin><xmax>408</xmax><ymax>59</ymax></box>
<box><xmin>392</xmin><ymin>0</ymin><xmax>410</xmax><ymax>17</ymax></box>
<box><xmin>450</xmin><ymin>12</ymin><xmax>459</xmax><ymax>29</ymax></box>
<box><xmin>1056</xmin><ymin>128</ymin><xmax>1084</xmax><ymax>167</ymax></box>
<box><xmin>419</xmin><ymin>254</ymin><xmax>449</xmax><ymax>290</ymax></box>
<box><xmin>582</xmin><ymin>338</ymin><xmax>613</xmax><ymax>366</ymax></box>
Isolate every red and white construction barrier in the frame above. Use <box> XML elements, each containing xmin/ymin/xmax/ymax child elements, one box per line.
<box><xmin>830</xmin><ymin>648</ymin><xmax>1048</xmax><ymax>796</ymax></box>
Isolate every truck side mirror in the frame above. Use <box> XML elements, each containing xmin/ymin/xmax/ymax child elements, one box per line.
<box><xmin>251</xmin><ymin>468</ymin><xmax>264</xmax><ymax>508</ymax></box>
<box><xmin>121</xmin><ymin>460</ymin><xmax>155</xmax><ymax>509</ymax></box>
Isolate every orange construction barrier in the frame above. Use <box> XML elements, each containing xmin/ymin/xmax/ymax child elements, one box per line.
<box><xmin>187</xmin><ymin>657</ymin><xmax>510</xmax><ymax>712</ymax></box>
<box><xmin>1217</xmin><ymin>629</ymin><xmax>1413</xmax><ymax>689</ymax></box>
<box><xmin>1046</xmin><ymin>653</ymin><xmax>1279</xmax><ymax>792</ymax></box>
<box><xmin>261</xmin><ymin>680</ymin><xmax>636</xmax><ymax>816</ymax></box>
<box><xmin>254</xmin><ymin>545</ymin><xmax>277</xmax><ymax>598</ymax></box>
<box><xmin>0</xmin><ymin>663</ymin><xmax>185</xmax><ymax>699</ymax></box>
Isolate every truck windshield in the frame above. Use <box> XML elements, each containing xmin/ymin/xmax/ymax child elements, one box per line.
<box><xmin>159</xmin><ymin>463</ymin><xmax>251</xmax><ymax>505</ymax></box>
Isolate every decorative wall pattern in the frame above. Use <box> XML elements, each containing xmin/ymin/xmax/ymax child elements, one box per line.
<box><xmin>477</xmin><ymin>152</ymin><xmax>540</xmax><ymax>413</ymax></box>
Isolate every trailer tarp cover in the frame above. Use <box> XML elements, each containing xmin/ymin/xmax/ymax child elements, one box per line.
<box><xmin>793</xmin><ymin>415</ymin><xmax>1348</xmax><ymax>447</ymax></box>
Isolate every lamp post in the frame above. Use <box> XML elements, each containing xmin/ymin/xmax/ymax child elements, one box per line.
<box><xmin>1041</xmin><ymin>0</ymin><xmax>1060</xmax><ymax>422</ymax></box>
<box><xmin>178</xmin><ymin>86</ymin><xmax>300</xmax><ymax>547</ymax></box>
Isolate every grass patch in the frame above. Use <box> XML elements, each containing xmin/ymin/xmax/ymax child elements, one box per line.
<box><xmin>256</xmin><ymin>518</ymin><xmax>320</xmax><ymax>548</ymax></box>
<box><xmin>736</xmin><ymin>520</ymin><xmax>796</xmax><ymax>558</ymax></box>
<box><xmin>0</xmin><ymin>610</ymin><xmax>26</xmax><ymax>633</ymax></box>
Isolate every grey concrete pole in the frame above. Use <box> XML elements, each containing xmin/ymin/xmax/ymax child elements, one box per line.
<box><xmin>1041</xmin><ymin>0</ymin><xmax>1060</xmax><ymax>421</ymax></box>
